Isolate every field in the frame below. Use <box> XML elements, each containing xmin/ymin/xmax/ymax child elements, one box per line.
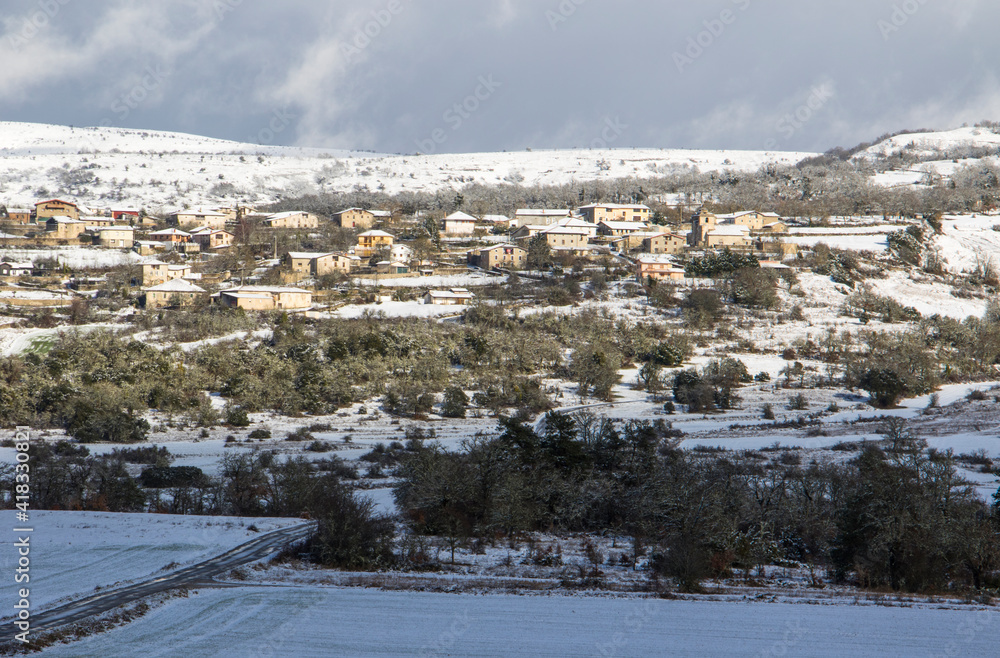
<box><xmin>34</xmin><ymin>586</ymin><xmax>998</xmax><ymax>657</ymax></box>
<box><xmin>0</xmin><ymin>512</ymin><xmax>300</xmax><ymax>611</ymax></box>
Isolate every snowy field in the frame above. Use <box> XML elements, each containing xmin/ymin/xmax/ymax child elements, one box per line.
<box><xmin>351</xmin><ymin>273</ymin><xmax>504</xmax><ymax>289</ymax></box>
<box><xmin>36</xmin><ymin>586</ymin><xmax>999</xmax><ymax>657</ymax></box>
<box><xmin>0</xmin><ymin>122</ymin><xmax>817</xmax><ymax>210</ymax></box>
<box><xmin>0</xmin><ymin>247</ymin><xmax>141</xmax><ymax>270</ymax></box>
<box><xmin>331</xmin><ymin>301</ymin><xmax>466</xmax><ymax>319</ymax></box>
<box><xmin>0</xmin><ymin>512</ymin><xmax>300</xmax><ymax>611</ymax></box>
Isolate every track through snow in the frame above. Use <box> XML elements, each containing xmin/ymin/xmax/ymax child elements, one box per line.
<box><xmin>34</xmin><ymin>587</ymin><xmax>999</xmax><ymax>657</ymax></box>
<box><xmin>0</xmin><ymin>522</ymin><xmax>314</xmax><ymax>643</ymax></box>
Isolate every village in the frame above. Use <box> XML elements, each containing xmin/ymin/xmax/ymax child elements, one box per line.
<box><xmin>0</xmin><ymin>197</ymin><xmax>807</xmax><ymax>315</ymax></box>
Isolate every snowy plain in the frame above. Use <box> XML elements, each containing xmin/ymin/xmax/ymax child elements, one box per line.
<box><xmin>35</xmin><ymin>586</ymin><xmax>999</xmax><ymax>658</ymax></box>
<box><xmin>0</xmin><ymin>512</ymin><xmax>300</xmax><ymax>611</ymax></box>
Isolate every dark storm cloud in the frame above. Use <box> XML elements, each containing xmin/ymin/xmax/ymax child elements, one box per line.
<box><xmin>0</xmin><ymin>0</ymin><xmax>995</xmax><ymax>153</ymax></box>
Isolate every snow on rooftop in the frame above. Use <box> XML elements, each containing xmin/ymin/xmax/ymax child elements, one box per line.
<box><xmin>145</xmin><ymin>278</ymin><xmax>206</xmax><ymax>293</ymax></box>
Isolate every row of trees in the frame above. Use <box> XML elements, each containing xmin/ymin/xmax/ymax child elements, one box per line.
<box><xmin>395</xmin><ymin>413</ymin><xmax>1000</xmax><ymax>593</ymax></box>
<box><xmin>0</xmin><ymin>443</ymin><xmax>394</xmax><ymax>570</ymax></box>
<box><xmin>262</xmin><ymin>148</ymin><xmax>1000</xmax><ymax>226</ymax></box>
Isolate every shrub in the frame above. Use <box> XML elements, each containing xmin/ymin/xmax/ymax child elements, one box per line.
<box><xmin>441</xmin><ymin>386</ymin><xmax>469</xmax><ymax>419</ymax></box>
<box><xmin>305</xmin><ymin>440</ymin><xmax>335</xmax><ymax>453</ymax></box>
<box><xmin>725</xmin><ymin>268</ymin><xmax>780</xmax><ymax>309</ymax></box>
<box><xmin>858</xmin><ymin>368</ymin><xmax>907</xmax><ymax>408</ymax></box>
<box><xmin>225</xmin><ymin>405</ymin><xmax>251</xmax><ymax>428</ymax></box>
<box><xmin>249</xmin><ymin>428</ymin><xmax>272</xmax><ymax>440</ymax></box>
<box><xmin>788</xmin><ymin>394</ymin><xmax>808</xmax><ymax>411</ymax></box>
<box><xmin>304</xmin><ymin>479</ymin><xmax>396</xmax><ymax>570</ymax></box>
<box><xmin>70</xmin><ymin>407</ymin><xmax>150</xmax><ymax>444</ymax></box>
<box><xmin>647</xmin><ymin>342</ymin><xmax>685</xmax><ymax>367</ymax></box>
<box><xmin>286</xmin><ymin>428</ymin><xmax>316</xmax><ymax>442</ymax></box>
<box><xmin>686</xmin><ymin>250</ymin><xmax>759</xmax><ymax>278</ymax></box>
<box><xmin>139</xmin><ymin>466</ymin><xmax>207</xmax><ymax>488</ymax></box>
<box><xmin>682</xmin><ymin>289</ymin><xmax>724</xmax><ymax>328</ymax></box>
<box><xmin>110</xmin><ymin>446</ymin><xmax>171</xmax><ymax>465</ymax></box>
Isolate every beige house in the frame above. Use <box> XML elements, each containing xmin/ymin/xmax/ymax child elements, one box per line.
<box><xmin>443</xmin><ymin>212</ymin><xmax>478</xmax><ymax>236</ymax></box>
<box><xmin>688</xmin><ymin>209</ymin><xmax>718</xmax><ymax>247</ymax></box>
<box><xmin>6</xmin><ymin>210</ymin><xmax>32</xmax><ymax>224</ymax></box>
<box><xmin>145</xmin><ymin>278</ymin><xmax>207</xmax><ymax>309</ymax></box>
<box><xmin>45</xmin><ymin>217</ymin><xmax>87</xmax><ymax>240</ymax></box>
<box><xmin>555</xmin><ymin>217</ymin><xmax>599</xmax><ymax>238</ymax></box>
<box><xmin>81</xmin><ymin>217</ymin><xmax>115</xmax><ymax>229</ymax></box>
<box><xmin>95</xmin><ymin>226</ymin><xmax>135</xmax><ymax>248</ymax></box>
<box><xmin>142</xmin><ymin>261</ymin><xmax>193</xmax><ymax>286</ymax></box>
<box><xmin>688</xmin><ymin>210</ymin><xmax>752</xmax><ymax>249</ymax></box>
<box><xmin>190</xmin><ymin>229</ymin><xmax>235</xmax><ymax>250</ymax></box>
<box><xmin>168</xmin><ymin>209</ymin><xmax>228</xmax><ymax>230</ymax></box>
<box><xmin>35</xmin><ymin>199</ymin><xmax>80</xmax><ymax>220</ymax></box>
<box><xmin>513</xmin><ymin>209</ymin><xmax>572</xmax><ymax>228</ymax></box>
<box><xmin>529</xmin><ymin>226</ymin><xmax>591</xmax><ymax>250</ymax></box>
<box><xmin>578</xmin><ymin>204</ymin><xmax>651</xmax><ymax>224</ymax></box>
<box><xmin>424</xmin><ymin>288</ymin><xmax>475</xmax><ymax>306</ymax></box>
<box><xmin>286</xmin><ymin>252</ymin><xmax>355</xmax><ymax>277</ymax></box>
<box><xmin>467</xmin><ymin>244</ymin><xmax>526</xmax><ymax>270</ymax></box>
<box><xmin>511</xmin><ymin>224</ymin><xmax>549</xmax><ymax>241</ymax></box>
<box><xmin>598</xmin><ymin>221</ymin><xmax>649</xmax><ymax>238</ymax></box>
<box><xmin>148</xmin><ymin>228</ymin><xmax>191</xmax><ymax>244</ymax></box>
<box><xmin>263</xmin><ymin>211</ymin><xmax>320</xmax><ymax>230</ymax></box>
<box><xmin>636</xmin><ymin>256</ymin><xmax>686</xmax><ymax>282</ymax></box>
<box><xmin>704</xmin><ymin>225</ymin><xmax>752</xmax><ymax>249</ymax></box>
<box><xmin>643</xmin><ymin>232</ymin><xmax>686</xmax><ymax>255</ymax></box>
<box><xmin>334</xmin><ymin>208</ymin><xmax>392</xmax><ymax>229</ymax></box>
<box><xmin>219</xmin><ymin>286</ymin><xmax>313</xmax><ymax>311</ymax></box>
<box><xmin>716</xmin><ymin>211</ymin><xmax>782</xmax><ymax>231</ymax></box>
<box><xmin>356</xmin><ymin>230</ymin><xmax>395</xmax><ymax>258</ymax></box>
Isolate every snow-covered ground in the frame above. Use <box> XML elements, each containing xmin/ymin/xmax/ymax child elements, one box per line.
<box><xmin>36</xmin><ymin>586</ymin><xmax>1000</xmax><ymax>657</ymax></box>
<box><xmin>351</xmin><ymin>272</ymin><xmax>503</xmax><ymax>289</ymax></box>
<box><xmin>0</xmin><ymin>247</ymin><xmax>141</xmax><ymax>270</ymax></box>
<box><xmin>0</xmin><ymin>121</ymin><xmax>817</xmax><ymax>211</ymax></box>
<box><xmin>331</xmin><ymin>301</ymin><xmax>466</xmax><ymax>319</ymax></box>
<box><xmin>786</xmin><ymin>226</ymin><xmax>895</xmax><ymax>252</ymax></box>
<box><xmin>859</xmin><ymin>125</ymin><xmax>1000</xmax><ymax>159</ymax></box>
<box><xmin>0</xmin><ymin>512</ymin><xmax>300</xmax><ymax>611</ymax></box>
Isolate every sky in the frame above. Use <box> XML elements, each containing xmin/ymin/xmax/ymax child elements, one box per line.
<box><xmin>0</xmin><ymin>0</ymin><xmax>997</xmax><ymax>155</ymax></box>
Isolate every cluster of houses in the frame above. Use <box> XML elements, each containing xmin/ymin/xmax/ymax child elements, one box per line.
<box><xmin>464</xmin><ymin>203</ymin><xmax>796</xmax><ymax>282</ymax></box>
<box><xmin>1</xmin><ymin>196</ymin><xmax>799</xmax><ymax>312</ymax></box>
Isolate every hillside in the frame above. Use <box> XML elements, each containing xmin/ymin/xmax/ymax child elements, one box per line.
<box><xmin>0</xmin><ymin>121</ymin><xmax>815</xmax><ymax>212</ymax></box>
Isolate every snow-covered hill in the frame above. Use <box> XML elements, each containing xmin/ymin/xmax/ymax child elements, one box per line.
<box><xmin>0</xmin><ymin>121</ymin><xmax>815</xmax><ymax>212</ymax></box>
<box><xmin>858</xmin><ymin>125</ymin><xmax>1000</xmax><ymax>160</ymax></box>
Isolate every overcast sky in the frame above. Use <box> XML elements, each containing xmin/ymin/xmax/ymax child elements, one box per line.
<box><xmin>1</xmin><ymin>0</ymin><xmax>996</xmax><ymax>154</ymax></box>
